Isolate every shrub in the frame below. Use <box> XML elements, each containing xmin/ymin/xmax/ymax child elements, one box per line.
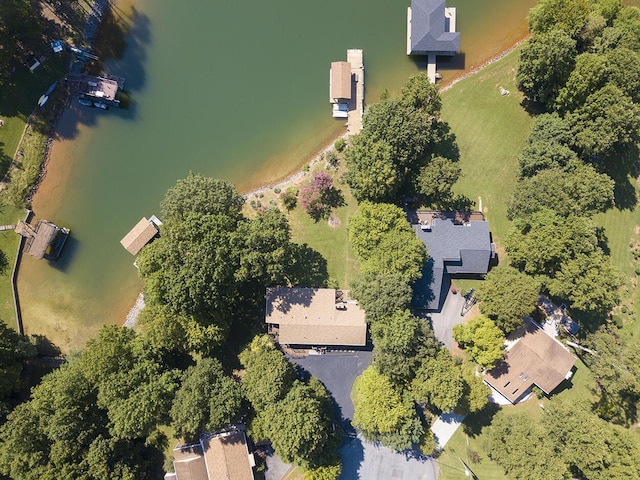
<box><xmin>334</xmin><ymin>137</ymin><xmax>346</xmax><ymax>152</ymax></box>
<box><xmin>281</xmin><ymin>187</ymin><xmax>298</xmax><ymax>212</ymax></box>
<box><xmin>325</xmin><ymin>150</ymin><xmax>339</xmax><ymax>169</ymax></box>
<box><xmin>274</xmin><ymin>187</ymin><xmax>281</xmax><ymax>194</ymax></box>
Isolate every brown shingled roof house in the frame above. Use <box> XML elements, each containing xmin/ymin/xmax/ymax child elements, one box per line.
<box><xmin>165</xmin><ymin>429</ymin><xmax>255</xmax><ymax>480</ymax></box>
<box><xmin>483</xmin><ymin>320</ymin><xmax>576</xmax><ymax>404</ymax></box>
<box><xmin>265</xmin><ymin>287</ymin><xmax>367</xmax><ymax>347</ymax></box>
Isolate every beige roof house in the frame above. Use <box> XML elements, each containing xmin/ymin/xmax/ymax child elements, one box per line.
<box><xmin>120</xmin><ymin>217</ymin><xmax>159</xmax><ymax>255</ymax></box>
<box><xmin>167</xmin><ymin>429</ymin><xmax>255</xmax><ymax>480</ymax></box>
<box><xmin>265</xmin><ymin>287</ymin><xmax>367</xmax><ymax>347</ymax></box>
<box><xmin>483</xmin><ymin>320</ymin><xmax>576</xmax><ymax>404</ymax></box>
<box><xmin>330</xmin><ymin>61</ymin><xmax>352</xmax><ymax>102</ymax></box>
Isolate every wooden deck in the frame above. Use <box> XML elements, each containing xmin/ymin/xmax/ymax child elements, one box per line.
<box><xmin>346</xmin><ymin>49</ymin><xmax>364</xmax><ymax>136</ymax></box>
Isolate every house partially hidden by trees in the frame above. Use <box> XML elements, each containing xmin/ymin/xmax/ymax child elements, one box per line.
<box><xmin>410</xmin><ymin>210</ymin><xmax>495</xmax><ymax>312</ymax></box>
<box><xmin>166</xmin><ymin>428</ymin><xmax>255</xmax><ymax>480</ymax></box>
<box><xmin>406</xmin><ymin>0</ymin><xmax>460</xmax><ymax>82</ymax></box>
<box><xmin>483</xmin><ymin>319</ymin><xmax>576</xmax><ymax>404</ymax></box>
<box><xmin>265</xmin><ymin>287</ymin><xmax>367</xmax><ymax>348</ymax></box>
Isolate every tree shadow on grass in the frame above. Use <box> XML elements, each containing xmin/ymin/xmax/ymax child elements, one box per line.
<box><xmin>286</xmin><ymin>243</ymin><xmax>329</xmax><ymax>287</ymax></box>
<box><xmin>461</xmin><ymin>402</ymin><xmax>500</xmax><ymax>438</ymax></box>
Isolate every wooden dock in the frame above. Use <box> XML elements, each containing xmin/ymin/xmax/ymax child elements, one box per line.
<box><xmin>346</xmin><ymin>49</ymin><xmax>364</xmax><ymax>136</ymax></box>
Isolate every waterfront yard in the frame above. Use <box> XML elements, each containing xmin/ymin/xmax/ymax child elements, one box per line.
<box><xmin>441</xmin><ymin>45</ymin><xmax>533</xmax><ymax>255</ymax></box>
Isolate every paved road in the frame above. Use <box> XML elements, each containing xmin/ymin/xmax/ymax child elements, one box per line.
<box><xmin>339</xmin><ymin>436</ymin><xmax>437</xmax><ymax>480</ymax></box>
<box><xmin>289</xmin><ymin>351</ymin><xmax>372</xmax><ymax>424</ymax></box>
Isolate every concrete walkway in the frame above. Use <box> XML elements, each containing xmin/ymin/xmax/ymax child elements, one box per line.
<box><xmin>431</xmin><ymin>413</ymin><xmax>465</xmax><ymax>450</ymax></box>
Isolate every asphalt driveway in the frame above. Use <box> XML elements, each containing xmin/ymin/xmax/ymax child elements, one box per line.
<box><xmin>424</xmin><ymin>291</ymin><xmax>467</xmax><ymax>348</ymax></box>
<box><xmin>289</xmin><ymin>351</ymin><xmax>372</xmax><ymax>424</ymax></box>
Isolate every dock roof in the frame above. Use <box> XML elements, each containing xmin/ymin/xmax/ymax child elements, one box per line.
<box><xmin>484</xmin><ymin>320</ymin><xmax>576</xmax><ymax>404</ymax></box>
<box><xmin>266</xmin><ymin>287</ymin><xmax>367</xmax><ymax>346</ymax></box>
<box><xmin>330</xmin><ymin>61</ymin><xmax>352</xmax><ymax>101</ymax></box>
<box><xmin>16</xmin><ymin>220</ymin><xmax>60</xmax><ymax>260</ymax></box>
<box><xmin>408</xmin><ymin>0</ymin><xmax>460</xmax><ymax>55</ymax></box>
<box><xmin>120</xmin><ymin>217</ymin><xmax>158</xmax><ymax>255</ymax></box>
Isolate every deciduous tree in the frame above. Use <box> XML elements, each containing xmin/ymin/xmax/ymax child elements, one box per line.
<box><xmin>170</xmin><ymin>358</ymin><xmax>243</xmax><ymax>442</ymax></box>
<box><xmin>239</xmin><ymin>335</ymin><xmax>296</xmax><ymax>412</ymax></box>
<box><xmin>508</xmin><ymin>162</ymin><xmax>614</xmax><ymax>219</ymax></box>
<box><xmin>516</xmin><ymin>30</ymin><xmax>578</xmax><ymax>107</ymax></box>
<box><xmin>411</xmin><ymin>349</ymin><xmax>464</xmax><ymax>412</ymax></box>
<box><xmin>475</xmin><ymin>266</ymin><xmax>541</xmax><ymax>334</ymax></box>
<box><xmin>453</xmin><ymin>316</ymin><xmax>504</xmax><ymax>368</ymax></box>
<box><xmin>349</xmin><ymin>271</ymin><xmax>413</xmax><ymax>324</ymax></box>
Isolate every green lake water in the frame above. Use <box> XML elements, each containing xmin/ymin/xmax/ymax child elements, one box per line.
<box><xmin>18</xmin><ymin>0</ymin><xmax>538</xmax><ymax>350</ymax></box>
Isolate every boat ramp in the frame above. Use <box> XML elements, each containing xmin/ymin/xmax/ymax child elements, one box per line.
<box><xmin>329</xmin><ymin>49</ymin><xmax>364</xmax><ymax>136</ymax></box>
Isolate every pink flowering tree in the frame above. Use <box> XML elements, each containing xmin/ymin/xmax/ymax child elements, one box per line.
<box><xmin>300</xmin><ymin>172</ymin><xmax>344</xmax><ymax>221</ymax></box>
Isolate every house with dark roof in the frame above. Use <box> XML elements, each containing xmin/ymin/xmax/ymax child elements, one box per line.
<box><xmin>265</xmin><ymin>287</ymin><xmax>367</xmax><ymax>348</ymax></box>
<box><xmin>409</xmin><ymin>211</ymin><xmax>495</xmax><ymax>311</ymax></box>
<box><xmin>483</xmin><ymin>319</ymin><xmax>576</xmax><ymax>404</ymax></box>
<box><xmin>165</xmin><ymin>428</ymin><xmax>255</xmax><ymax>480</ymax></box>
<box><xmin>407</xmin><ymin>0</ymin><xmax>460</xmax><ymax>82</ymax></box>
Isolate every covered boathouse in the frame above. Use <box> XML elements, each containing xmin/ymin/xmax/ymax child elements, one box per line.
<box><xmin>15</xmin><ymin>219</ymin><xmax>70</xmax><ymax>260</ymax></box>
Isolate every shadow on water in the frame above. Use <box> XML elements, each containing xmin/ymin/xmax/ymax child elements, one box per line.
<box><xmin>48</xmin><ymin>234</ymin><xmax>80</xmax><ymax>273</ymax></box>
<box><xmin>54</xmin><ymin>6</ymin><xmax>151</xmax><ymax>141</ymax></box>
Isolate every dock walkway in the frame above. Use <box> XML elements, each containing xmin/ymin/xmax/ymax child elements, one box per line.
<box><xmin>346</xmin><ymin>49</ymin><xmax>364</xmax><ymax>136</ymax></box>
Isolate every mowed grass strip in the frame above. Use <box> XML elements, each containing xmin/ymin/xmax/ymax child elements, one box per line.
<box><xmin>441</xmin><ymin>45</ymin><xmax>533</xmax><ymax>256</ymax></box>
<box><xmin>287</xmin><ymin>167</ymin><xmax>359</xmax><ymax>289</ymax></box>
<box><xmin>0</xmin><ymin>206</ymin><xmax>27</xmax><ymax>329</ymax></box>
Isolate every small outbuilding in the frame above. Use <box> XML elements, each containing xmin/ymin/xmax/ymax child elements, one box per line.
<box><xmin>120</xmin><ymin>217</ymin><xmax>160</xmax><ymax>255</ymax></box>
<box><xmin>265</xmin><ymin>287</ymin><xmax>367</xmax><ymax>347</ymax></box>
<box><xmin>483</xmin><ymin>320</ymin><xmax>576</xmax><ymax>404</ymax></box>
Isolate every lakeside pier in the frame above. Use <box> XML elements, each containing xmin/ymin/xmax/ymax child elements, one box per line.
<box><xmin>346</xmin><ymin>49</ymin><xmax>364</xmax><ymax>136</ymax></box>
<box><xmin>329</xmin><ymin>49</ymin><xmax>364</xmax><ymax>136</ymax></box>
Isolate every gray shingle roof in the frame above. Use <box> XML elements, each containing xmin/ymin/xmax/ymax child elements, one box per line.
<box><xmin>409</xmin><ymin>0</ymin><xmax>460</xmax><ymax>55</ymax></box>
<box><xmin>411</xmin><ymin>211</ymin><xmax>492</xmax><ymax>311</ymax></box>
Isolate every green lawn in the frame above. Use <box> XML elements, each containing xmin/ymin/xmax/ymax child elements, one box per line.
<box><xmin>441</xmin><ymin>45</ymin><xmax>534</xmax><ymax>258</ymax></box>
<box><xmin>245</xmin><ymin>157</ymin><xmax>360</xmax><ymax>290</ymax></box>
<box><xmin>287</xmin><ymin>177</ymin><xmax>359</xmax><ymax>289</ymax></box>
<box><xmin>0</xmin><ymin>206</ymin><xmax>27</xmax><ymax>329</ymax></box>
<box><xmin>0</xmin><ymin>59</ymin><xmax>67</xmax><ymax>173</ymax></box>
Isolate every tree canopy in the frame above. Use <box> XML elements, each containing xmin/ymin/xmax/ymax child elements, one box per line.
<box><xmin>352</xmin><ymin>366</ymin><xmax>424</xmax><ymax>451</ymax></box>
<box><xmin>475</xmin><ymin>265</ymin><xmax>541</xmax><ymax>333</ymax></box>
<box><xmin>170</xmin><ymin>358</ymin><xmax>243</xmax><ymax>442</ymax></box>
<box><xmin>452</xmin><ymin>316</ymin><xmax>504</xmax><ymax>368</ymax></box>
<box><xmin>516</xmin><ymin>30</ymin><xmax>578</xmax><ymax>107</ymax></box>
<box><xmin>349</xmin><ymin>271</ymin><xmax>413</xmax><ymax>324</ymax></box>
<box><xmin>239</xmin><ymin>335</ymin><xmax>296</xmax><ymax>412</ymax></box>
<box><xmin>0</xmin><ymin>326</ymin><xmax>173</xmax><ymax>479</ymax></box>
<box><xmin>508</xmin><ymin>162</ymin><xmax>614</xmax><ymax>220</ymax></box>
<box><xmin>345</xmin><ymin>73</ymin><xmax>459</xmax><ymax>202</ymax></box>
<box><xmin>139</xmin><ymin>176</ymin><xmax>303</xmax><ymax>353</ymax></box>
<box><xmin>348</xmin><ymin>202</ymin><xmax>426</xmax><ymax>284</ymax></box>
<box><xmin>263</xmin><ymin>379</ymin><xmax>339</xmax><ymax>468</ymax></box>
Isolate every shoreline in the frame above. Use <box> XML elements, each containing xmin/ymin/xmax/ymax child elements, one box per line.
<box><xmin>241</xmin><ymin>35</ymin><xmax>530</xmax><ymax>199</ymax></box>
<box><xmin>55</xmin><ymin>34</ymin><xmax>530</xmax><ymax>329</ymax></box>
